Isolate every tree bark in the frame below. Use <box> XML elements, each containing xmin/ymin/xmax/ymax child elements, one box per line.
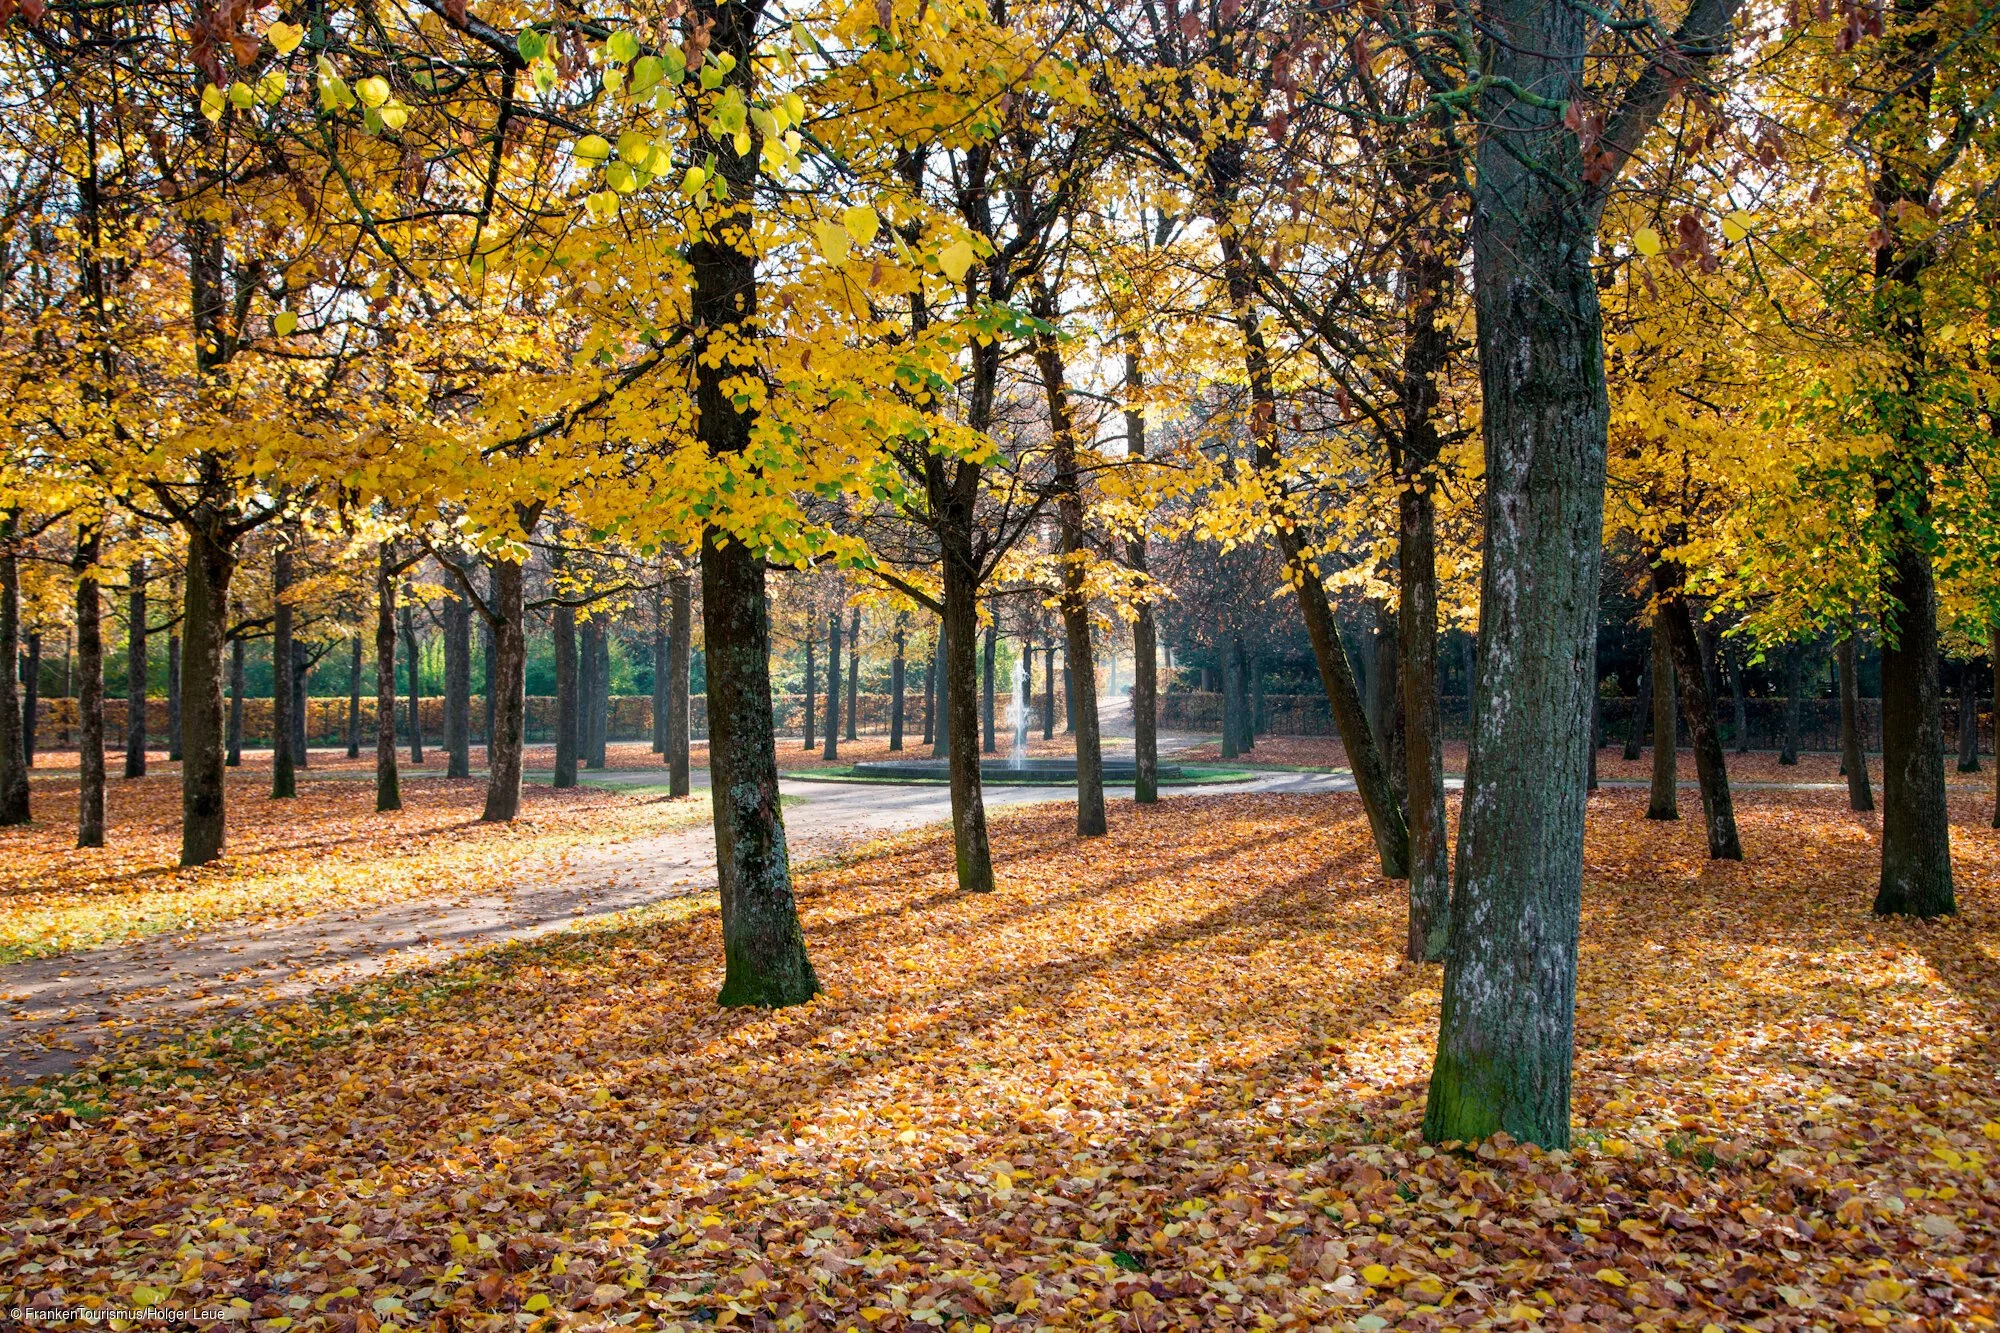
<box><xmin>802</xmin><ymin>606</ymin><xmax>817</xmax><ymax>753</ymax></box>
<box><xmin>401</xmin><ymin>601</ymin><xmax>424</xmax><ymax>764</ymax></box>
<box><xmin>1779</xmin><ymin>645</ymin><xmax>1802</xmax><ymax>765</ymax></box>
<box><xmin>1957</xmin><ymin>666</ymin><xmax>1980</xmax><ymax>773</ymax></box>
<box><xmin>227</xmin><ymin>636</ymin><xmax>244</xmax><ymax>766</ymax></box>
<box><xmin>375</xmin><ymin>548</ymin><xmax>402</xmax><ymax>813</ymax></box>
<box><xmin>1839</xmin><ymin>633</ymin><xmax>1874</xmax><ymax>811</ymax></box>
<box><xmin>1653</xmin><ymin>560</ymin><xmax>1741</xmax><ymax>857</ymax></box>
<box><xmin>668</xmin><ymin>574</ymin><xmax>692</xmax><ymax>797</ymax></box>
<box><xmin>919</xmin><ymin>632</ymin><xmax>934</xmax><ymax>746</ymax></box>
<box><xmin>166</xmin><ymin>624</ymin><xmax>182</xmax><ymax>762</ymax></box>
<box><xmin>445</xmin><ymin>579</ymin><xmax>471</xmax><ymax>778</ymax></box>
<box><xmin>1647</xmin><ymin>610</ymin><xmax>1678</xmax><ymax>820</ymax></box>
<box><xmin>22</xmin><ymin>631</ymin><xmax>38</xmax><ymax>768</ymax></box>
<box><xmin>553</xmin><ymin>597</ymin><xmax>578</xmax><ymax>788</ymax></box>
<box><xmin>941</xmin><ymin>551</ymin><xmax>994</xmax><ymax>887</ymax></box>
<box><xmin>1043</xmin><ymin>642</ymin><xmax>1055</xmax><ymax>740</ymax></box>
<box><xmin>822</xmin><ymin>607</ymin><xmax>841</xmax><ymax>761</ymax></box>
<box><xmin>75</xmin><ymin>528</ymin><xmax>105</xmax><ymax>848</ymax></box>
<box><xmin>653</xmin><ymin>593</ymin><xmax>669</xmax><ymax>754</ymax></box>
<box><xmin>346</xmin><ymin>635</ymin><xmax>363</xmax><ymax>759</ymax></box>
<box><xmin>271</xmin><ymin>542</ymin><xmax>296</xmax><ymax>799</ymax></box>
<box><xmin>592</xmin><ymin>620</ymin><xmax>612</xmax><ymax>767</ymax></box>
<box><xmin>481</xmin><ymin>557</ymin><xmax>528</xmax><ymax>820</ymax></box>
<box><xmin>889</xmin><ymin>614</ymin><xmax>907</xmax><ymax>752</ymax></box>
<box><xmin>1725</xmin><ymin>639</ymin><xmax>1749</xmax><ymax>753</ymax></box>
<box><xmin>125</xmin><ymin>563</ymin><xmax>146</xmax><ymax>777</ymax></box>
<box><xmin>692</xmin><ymin>0</ymin><xmax>819</xmax><ymax>1006</ymax></box>
<box><xmin>1400</xmin><ymin>483</ymin><xmax>1448</xmax><ymax>960</ymax></box>
<box><xmin>1127</xmin><ymin>342</ymin><xmax>1160</xmax><ymax>805</ymax></box>
<box><xmin>1875</xmin><ymin>535</ymin><xmax>1953</xmax><ymax>915</ymax></box>
<box><xmin>1992</xmin><ymin>616</ymin><xmax>1998</xmax><ymax>830</ymax></box>
<box><xmin>931</xmin><ymin>627</ymin><xmax>950</xmax><ymax>760</ymax></box>
<box><xmin>846</xmin><ymin>606</ymin><xmax>860</xmax><ymax>742</ymax></box>
<box><xmin>581</xmin><ymin>619</ymin><xmax>602</xmax><ymax>769</ymax></box>
<box><xmin>1220</xmin><ymin>635</ymin><xmax>1240</xmax><ymax>762</ymax></box>
<box><xmin>0</xmin><ymin>519</ymin><xmax>29</xmax><ymax>825</ymax></box>
<box><xmin>482</xmin><ymin>565</ymin><xmax>497</xmax><ymax>750</ymax></box>
<box><xmin>1423</xmin><ymin>0</ymin><xmax>1614</xmax><ymax>1148</ymax></box>
<box><xmin>180</xmin><ymin>527</ymin><xmax>235</xmax><ymax>865</ymax></box>
<box><xmin>291</xmin><ymin>636</ymin><xmax>308</xmax><ymax>770</ymax></box>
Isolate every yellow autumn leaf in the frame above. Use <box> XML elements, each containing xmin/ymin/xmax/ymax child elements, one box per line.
<box><xmin>843</xmin><ymin>204</ymin><xmax>880</xmax><ymax>246</ymax></box>
<box><xmin>817</xmin><ymin>222</ymin><xmax>851</xmax><ymax>263</ymax></box>
<box><xmin>267</xmin><ymin>20</ymin><xmax>305</xmax><ymax>54</ymax></box>
<box><xmin>1632</xmin><ymin>227</ymin><xmax>1661</xmax><ymax>257</ymax></box>
<box><xmin>939</xmin><ymin>239</ymin><xmax>976</xmax><ymax>282</ymax></box>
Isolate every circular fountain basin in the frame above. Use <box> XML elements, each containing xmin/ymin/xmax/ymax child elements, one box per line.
<box><xmin>849</xmin><ymin>757</ymin><xmax>1183</xmax><ymax>784</ymax></box>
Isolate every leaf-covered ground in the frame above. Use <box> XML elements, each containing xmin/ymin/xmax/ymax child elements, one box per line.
<box><xmin>3</xmin><ymin>788</ymin><xmax>1997</xmax><ymax>1331</ymax></box>
<box><xmin>0</xmin><ymin>773</ymin><xmax>703</xmax><ymax>961</ymax></box>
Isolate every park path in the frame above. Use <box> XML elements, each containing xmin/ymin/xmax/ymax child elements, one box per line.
<box><xmin>0</xmin><ymin>755</ymin><xmax>1345</xmax><ymax>1086</ymax></box>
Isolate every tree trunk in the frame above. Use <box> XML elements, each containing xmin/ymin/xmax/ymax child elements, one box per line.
<box><xmin>982</xmin><ymin>622</ymin><xmax>997</xmax><ymax>754</ymax></box>
<box><xmin>592</xmin><ymin>621</ymin><xmax>612</xmax><ymax>767</ymax></box>
<box><xmin>445</xmin><ymin>580</ymin><xmax>471</xmax><ymax>778</ymax></box>
<box><xmin>1043</xmin><ymin>643</ymin><xmax>1055</xmax><ymax>740</ymax></box>
<box><xmin>1725</xmin><ymin>639</ymin><xmax>1749</xmax><ymax>753</ymax></box>
<box><xmin>1991</xmin><ymin>616</ymin><xmax>1998</xmax><ymax>829</ymax></box>
<box><xmin>581</xmin><ymin>619</ymin><xmax>601</xmax><ymax>769</ymax></box>
<box><xmin>0</xmin><ymin>521</ymin><xmax>29</xmax><ymax>825</ymax></box>
<box><xmin>668</xmin><ymin>574</ymin><xmax>692</xmax><ymax>797</ymax></box>
<box><xmin>180</xmin><ymin>527</ymin><xmax>235</xmax><ymax>865</ymax></box>
<box><xmin>919</xmin><ymin>632</ymin><xmax>934</xmax><ymax>746</ymax></box>
<box><xmin>1875</xmin><ymin>535</ymin><xmax>1953</xmax><ymax>915</ymax></box>
<box><xmin>1647</xmin><ymin>610</ymin><xmax>1678</xmax><ymax>820</ymax></box>
<box><xmin>1839</xmin><ymin>633</ymin><xmax>1874</xmax><ymax>811</ymax></box>
<box><xmin>1220</xmin><ymin>636</ymin><xmax>1240</xmax><ymax>761</ymax></box>
<box><xmin>375</xmin><ymin>549</ymin><xmax>402</xmax><ymax>813</ymax></box>
<box><xmin>1779</xmin><ymin>645</ymin><xmax>1802</xmax><ymax>765</ymax></box>
<box><xmin>22</xmin><ymin>631</ymin><xmax>38</xmax><ymax>767</ymax></box>
<box><xmin>846</xmin><ymin>606</ymin><xmax>859</xmax><ymax>742</ymax></box>
<box><xmin>931</xmin><ymin>628</ymin><xmax>949</xmax><ymax>760</ymax></box>
<box><xmin>166</xmin><ymin>625</ymin><xmax>182</xmax><ymax>762</ymax></box>
<box><xmin>75</xmin><ymin>529</ymin><xmax>105</xmax><ymax>848</ymax></box>
<box><xmin>291</xmin><ymin>637</ymin><xmax>309</xmax><ymax>770</ymax></box>
<box><xmin>227</xmin><ymin>636</ymin><xmax>244</xmax><ymax>766</ymax></box>
<box><xmin>1031</xmin><ymin>310</ymin><xmax>1106</xmax><ymax>836</ymax></box>
<box><xmin>691</xmin><ymin>0</ymin><xmax>820</xmax><ymax>1005</ymax></box>
<box><xmin>1587</xmin><ymin>693</ymin><xmax>1600</xmax><ymax>792</ymax></box>
<box><xmin>271</xmin><ymin>542</ymin><xmax>296</xmax><ymax>799</ymax></box>
<box><xmin>481</xmin><ymin>557</ymin><xmax>528</xmax><ymax>821</ymax></box>
<box><xmin>553</xmin><ymin>598</ymin><xmax>578</xmax><ymax>788</ymax></box>
<box><xmin>1128</xmin><ymin>340</ymin><xmax>1159</xmax><ymax>803</ymax></box>
<box><xmin>653</xmin><ymin>594</ymin><xmax>669</xmax><ymax>754</ymax></box>
<box><xmin>125</xmin><ymin>563</ymin><xmax>146</xmax><ymax>777</ymax></box>
<box><xmin>822</xmin><ymin>607</ymin><xmax>841</xmax><ymax>761</ymax></box>
<box><xmin>1400</xmin><ymin>483</ymin><xmax>1448</xmax><ymax>960</ymax></box>
<box><xmin>1423</xmin><ymin>0</ymin><xmax>1613</xmax><ymax>1148</ymax></box>
<box><xmin>1624</xmin><ymin>644</ymin><xmax>1649</xmax><ymax>761</ymax></box>
<box><xmin>1653</xmin><ymin>560</ymin><xmax>1741</xmax><ymax>857</ymax></box>
<box><xmin>401</xmin><ymin>601</ymin><xmax>424</xmax><ymax>764</ymax></box>
<box><xmin>941</xmin><ymin>547</ymin><xmax>994</xmax><ymax>888</ymax></box>
<box><xmin>889</xmin><ymin>614</ymin><xmax>907</xmax><ymax>752</ymax></box>
<box><xmin>482</xmin><ymin>567</ymin><xmax>497</xmax><ymax>750</ymax></box>
<box><xmin>802</xmin><ymin>611</ymin><xmax>817</xmax><ymax>752</ymax></box>
<box><xmin>1957</xmin><ymin>666</ymin><xmax>1980</xmax><ymax>773</ymax></box>
<box><xmin>346</xmin><ymin>635</ymin><xmax>363</xmax><ymax>759</ymax></box>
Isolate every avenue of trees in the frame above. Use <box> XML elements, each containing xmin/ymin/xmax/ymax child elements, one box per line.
<box><xmin>0</xmin><ymin>0</ymin><xmax>1996</xmax><ymax>1147</ymax></box>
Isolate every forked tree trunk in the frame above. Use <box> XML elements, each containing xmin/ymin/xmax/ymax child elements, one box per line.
<box><xmin>1839</xmin><ymin>633</ymin><xmax>1874</xmax><ymax>811</ymax></box>
<box><xmin>667</xmin><ymin>574</ymin><xmax>692</xmax><ymax>797</ymax></box>
<box><xmin>346</xmin><ymin>636</ymin><xmax>362</xmax><ymax>759</ymax></box>
<box><xmin>822</xmin><ymin>608</ymin><xmax>841</xmax><ymax>762</ymax></box>
<box><xmin>889</xmin><ymin>614</ymin><xmax>907</xmax><ymax>752</ymax></box>
<box><xmin>375</xmin><ymin>549</ymin><xmax>402</xmax><ymax>813</ymax></box>
<box><xmin>692</xmin><ymin>0</ymin><xmax>819</xmax><ymax>1007</ymax></box>
<box><xmin>1647</xmin><ymin>611</ymin><xmax>1678</xmax><ymax>820</ymax></box>
<box><xmin>180</xmin><ymin>526</ymin><xmax>235</xmax><ymax>865</ymax></box>
<box><xmin>481</xmin><ymin>558</ymin><xmax>528</xmax><ymax>821</ymax></box>
<box><xmin>75</xmin><ymin>528</ymin><xmax>105</xmax><ymax>848</ymax></box>
<box><xmin>1653</xmin><ymin>559</ymin><xmax>1741</xmax><ymax>857</ymax></box>
<box><xmin>553</xmin><ymin>599</ymin><xmax>578</xmax><ymax>788</ymax></box>
<box><xmin>227</xmin><ymin>637</ymin><xmax>244</xmax><ymax>766</ymax></box>
<box><xmin>0</xmin><ymin>521</ymin><xmax>28</xmax><ymax>826</ymax></box>
<box><xmin>445</xmin><ymin>581</ymin><xmax>471</xmax><ymax>778</ymax></box>
<box><xmin>272</xmin><ymin>543</ymin><xmax>296</xmax><ymax>799</ymax></box>
<box><xmin>125</xmin><ymin>564</ymin><xmax>146</xmax><ymax>777</ymax></box>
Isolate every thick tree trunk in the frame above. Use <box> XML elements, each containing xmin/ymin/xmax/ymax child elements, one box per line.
<box><xmin>846</xmin><ymin>606</ymin><xmax>860</xmax><ymax>742</ymax></box>
<box><xmin>166</xmin><ymin>627</ymin><xmax>182</xmax><ymax>762</ymax></box>
<box><xmin>227</xmin><ymin>637</ymin><xmax>244</xmax><ymax>766</ymax></box>
<box><xmin>375</xmin><ymin>550</ymin><xmax>402</xmax><ymax>813</ymax></box>
<box><xmin>982</xmin><ymin>623</ymin><xmax>996</xmax><ymax>754</ymax></box>
<box><xmin>180</xmin><ymin>528</ymin><xmax>235</xmax><ymax>865</ymax></box>
<box><xmin>1875</xmin><ymin>533</ymin><xmax>1954</xmax><ymax>915</ymax></box>
<box><xmin>553</xmin><ymin>599</ymin><xmax>578</xmax><ymax>788</ymax></box>
<box><xmin>1839</xmin><ymin>633</ymin><xmax>1874</xmax><ymax>811</ymax></box>
<box><xmin>75</xmin><ymin>529</ymin><xmax>105</xmax><ymax>848</ymax></box>
<box><xmin>481</xmin><ymin>558</ymin><xmax>528</xmax><ymax>821</ymax></box>
<box><xmin>941</xmin><ymin>550</ymin><xmax>995</xmax><ymax>888</ymax></box>
<box><xmin>1032</xmin><ymin>312</ymin><xmax>1106</xmax><ymax>837</ymax></box>
<box><xmin>691</xmin><ymin>0</ymin><xmax>819</xmax><ymax>1005</ymax></box>
<box><xmin>445</xmin><ymin>581</ymin><xmax>471</xmax><ymax>778</ymax></box>
<box><xmin>401</xmin><ymin>602</ymin><xmax>424</xmax><ymax>764</ymax></box>
<box><xmin>1957</xmin><ymin>667</ymin><xmax>1980</xmax><ymax>773</ymax></box>
<box><xmin>1653</xmin><ymin>560</ymin><xmax>1741</xmax><ymax>857</ymax></box>
<box><xmin>346</xmin><ymin>635</ymin><xmax>362</xmax><ymax>759</ymax></box>
<box><xmin>1423</xmin><ymin>0</ymin><xmax>1612</xmax><ymax>1148</ymax></box>
<box><xmin>1647</xmin><ymin>611</ymin><xmax>1678</xmax><ymax>820</ymax></box>
<box><xmin>668</xmin><ymin>574</ymin><xmax>692</xmax><ymax>797</ymax></box>
<box><xmin>889</xmin><ymin>615</ymin><xmax>907</xmax><ymax>752</ymax></box>
<box><xmin>272</xmin><ymin>543</ymin><xmax>296</xmax><ymax>799</ymax></box>
<box><xmin>291</xmin><ymin>638</ymin><xmax>308</xmax><ymax>770</ymax></box>
<box><xmin>125</xmin><ymin>564</ymin><xmax>146</xmax><ymax>777</ymax></box>
<box><xmin>1780</xmin><ymin>645</ymin><xmax>1803</xmax><ymax>765</ymax></box>
<box><xmin>0</xmin><ymin>523</ymin><xmax>29</xmax><ymax>825</ymax></box>
<box><xmin>822</xmin><ymin>608</ymin><xmax>841</xmax><ymax>761</ymax></box>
